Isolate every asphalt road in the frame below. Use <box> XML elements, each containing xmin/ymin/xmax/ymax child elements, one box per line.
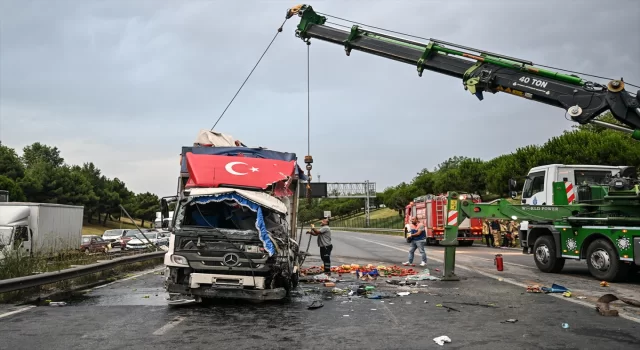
<box><xmin>1</xmin><ymin>230</ymin><xmax>639</xmax><ymax>350</ymax></box>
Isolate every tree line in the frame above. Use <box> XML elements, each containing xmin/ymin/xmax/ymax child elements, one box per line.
<box><xmin>0</xmin><ymin>142</ymin><xmax>160</xmax><ymax>226</ymax></box>
<box><xmin>377</xmin><ymin>113</ymin><xmax>640</xmax><ymax>211</ymax></box>
<box><xmin>298</xmin><ymin>113</ymin><xmax>640</xmax><ymax>222</ymax></box>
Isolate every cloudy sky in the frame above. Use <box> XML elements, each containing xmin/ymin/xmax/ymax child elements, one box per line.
<box><xmin>1</xmin><ymin>0</ymin><xmax>639</xmax><ymax>197</ymax></box>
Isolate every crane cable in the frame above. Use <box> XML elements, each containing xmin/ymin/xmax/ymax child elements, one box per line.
<box><xmin>211</xmin><ymin>18</ymin><xmax>289</xmax><ymax>130</ymax></box>
<box><xmin>304</xmin><ymin>40</ymin><xmax>314</xmax><ymax>204</ymax></box>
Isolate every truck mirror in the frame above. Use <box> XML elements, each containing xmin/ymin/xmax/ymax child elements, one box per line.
<box><xmin>508</xmin><ymin>178</ymin><xmax>517</xmax><ymax>191</ymax></box>
<box><xmin>510</xmin><ymin>191</ymin><xmax>517</xmax><ymax>199</ymax></box>
<box><xmin>160</xmin><ymin>199</ymin><xmax>169</xmax><ymax>220</ymax></box>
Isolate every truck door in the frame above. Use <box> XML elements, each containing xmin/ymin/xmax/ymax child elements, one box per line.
<box><xmin>13</xmin><ymin>226</ymin><xmax>31</xmax><ymax>255</ymax></box>
<box><xmin>522</xmin><ymin>170</ymin><xmax>546</xmax><ymax>205</ymax></box>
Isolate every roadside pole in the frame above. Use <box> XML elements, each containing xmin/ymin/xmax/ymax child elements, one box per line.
<box><xmin>441</xmin><ymin>191</ymin><xmax>460</xmax><ymax>281</ymax></box>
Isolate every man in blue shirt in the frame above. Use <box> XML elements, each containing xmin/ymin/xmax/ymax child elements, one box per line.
<box><xmin>403</xmin><ymin>217</ymin><xmax>427</xmax><ymax>267</ymax></box>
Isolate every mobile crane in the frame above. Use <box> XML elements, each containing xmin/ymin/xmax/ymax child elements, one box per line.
<box><xmin>285</xmin><ymin>4</ymin><xmax>640</xmax><ymax>282</ymax></box>
<box><xmin>285</xmin><ymin>4</ymin><xmax>640</xmax><ymax>140</ymax></box>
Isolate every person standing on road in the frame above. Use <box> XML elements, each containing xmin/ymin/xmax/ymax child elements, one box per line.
<box><xmin>490</xmin><ymin>220</ymin><xmax>501</xmax><ymax>248</ymax></box>
<box><xmin>403</xmin><ymin>217</ymin><xmax>428</xmax><ymax>267</ymax></box>
<box><xmin>483</xmin><ymin>219</ymin><xmax>494</xmax><ymax>247</ymax></box>
<box><xmin>308</xmin><ymin>218</ymin><xmax>333</xmax><ymax>275</ymax></box>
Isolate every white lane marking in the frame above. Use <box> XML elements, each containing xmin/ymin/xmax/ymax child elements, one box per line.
<box><xmin>348</xmin><ymin>236</ymin><xmax>640</xmax><ymax>324</ymax></box>
<box><xmin>344</xmin><ymin>233</ymin><xmax>535</xmax><ymax>270</ymax></box>
<box><xmin>153</xmin><ymin>316</ymin><xmax>186</xmax><ymax>335</ymax></box>
<box><xmin>0</xmin><ymin>306</ymin><xmax>36</xmax><ymax>320</ymax></box>
<box><xmin>92</xmin><ymin>266</ymin><xmax>165</xmax><ymax>290</ymax></box>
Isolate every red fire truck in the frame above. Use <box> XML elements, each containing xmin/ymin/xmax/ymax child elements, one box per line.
<box><xmin>404</xmin><ymin>193</ymin><xmax>483</xmax><ymax>246</ymax></box>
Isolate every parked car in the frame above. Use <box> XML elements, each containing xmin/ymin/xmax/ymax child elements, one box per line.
<box><xmin>80</xmin><ymin>235</ymin><xmax>110</xmax><ymax>254</ymax></box>
<box><xmin>124</xmin><ymin>231</ymin><xmax>161</xmax><ymax>250</ymax></box>
<box><xmin>119</xmin><ymin>229</ymin><xmax>144</xmax><ymax>250</ymax></box>
<box><xmin>102</xmin><ymin>229</ymin><xmax>126</xmax><ymax>247</ymax></box>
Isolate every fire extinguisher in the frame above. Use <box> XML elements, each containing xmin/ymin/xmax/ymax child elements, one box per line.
<box><xmin>494</xmin><ymin>254</ymin><xmax>504</xmax><ymax>271</ymax></box>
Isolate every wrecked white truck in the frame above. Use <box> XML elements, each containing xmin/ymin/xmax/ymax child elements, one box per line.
<box><xmin>161</xmin><ymin>130</ymin><xmax>307</xmax><ymax>304</ymax></box>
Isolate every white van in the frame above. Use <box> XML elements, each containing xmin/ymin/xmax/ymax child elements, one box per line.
<box><xmin>518</xmin><ymin>164</ymin><xmax>628</xmax><ymax>251</ymax></box>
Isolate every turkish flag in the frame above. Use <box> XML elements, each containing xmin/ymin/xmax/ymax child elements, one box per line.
<box><xmin>184</xmin><ymin>153</ymin><xmax>297</xmax><ymax>190</ymax></box>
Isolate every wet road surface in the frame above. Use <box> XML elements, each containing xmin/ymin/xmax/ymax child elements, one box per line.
<box><xmin>1</xmin><ymin>230</ymin><xmax>639</xmax><ymax>350</ymax></box>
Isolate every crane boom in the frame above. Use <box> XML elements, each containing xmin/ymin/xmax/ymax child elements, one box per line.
<box><xmin>286</xmin><ymin>4</ymin><xmax>640</xmax><ymax>140</ymax></box>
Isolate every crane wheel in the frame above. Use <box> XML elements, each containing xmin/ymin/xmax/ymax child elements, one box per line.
<box><xmin>533</xmin><ymin>235</ymin><xmax>565</xmax><ymax>273</ymax></box>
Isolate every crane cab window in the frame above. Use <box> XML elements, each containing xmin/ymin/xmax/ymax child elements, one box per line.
<box><xmin>523</xmin><ymin>171</ymin><xmax>545</xmax><ymax>198</ymax></box>
<box><xmin>574</xmin><ymin>170</ymin><xmax>612</xmax><ymax>186</ymax></box>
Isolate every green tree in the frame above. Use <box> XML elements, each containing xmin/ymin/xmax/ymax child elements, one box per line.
<box><xmin>79</xmin><ymin>162</ymin><xmax>107</xmax><ymax>223</ymax></box>
<box><xmin>22</xmin><ymin>142</ymin><xmax>64</xmax><ymax>168</ymax></box>
<box><xmin>133</xmin><ymin>192</ymin><xmax>160</xmax><ymax>226</ymax></box>
<box><xmin>0</xmin><ymin>175</ymin><xmax>26</xmax><ymax>202</ymax></box>
<box><xmin>0</xmin><ymin>142</ymin><xmax>25</xmax><ymax>180</ymax></box>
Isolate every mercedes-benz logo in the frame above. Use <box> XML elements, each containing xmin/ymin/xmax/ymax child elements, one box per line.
<box><xmin>222</xmin><ymin>253</ymin><xmax>240</xmax><ymax>267</ymax></box>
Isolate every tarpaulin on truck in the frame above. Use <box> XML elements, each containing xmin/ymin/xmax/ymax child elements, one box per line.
<box><xmin>181</xmin><ymin>147</ymin><xmax>307</xmax><ymax>181</ymax></box>
<box><xmin>191</xmin><ymin>192</ymin><xmax>277</xmax><ymax>256</ymax></box>
<box><xmin>185</xmin><ymin>153</ymin><xmax>298</xmax><ymax>191</ymax></box>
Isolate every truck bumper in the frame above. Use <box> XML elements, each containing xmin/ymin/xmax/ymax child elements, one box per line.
<box><xmin>166</xmin><ymin>272</ymin><xmax>287</xmax><ymax>301</ymax></box>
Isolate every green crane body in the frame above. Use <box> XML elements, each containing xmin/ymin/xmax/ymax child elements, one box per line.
<box><xmin>287</xmin><ymin>4</ymin><xmax>640</xmax><ymax>140</ymax></box>
<box><xmin>287</xmin><ymin>4</ymin><xmax>640</xmax><ymax>281</ymax></box>
<box><xmin>442</xmin><ymin>180</ymin><xmax>639</xmax><ymax>282</ymax></box>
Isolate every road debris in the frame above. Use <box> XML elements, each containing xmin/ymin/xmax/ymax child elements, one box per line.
<box><xmin>433</xmin><ymin>335</ymin><xmax>451</xmax><ymax>346</ymax></box>
<box><xmin>562</xmin><ymin>323</ymin><xmax>570</xmax><ymax>329</ymax></box>
<box><xmin>436</xmin><ymin>304</ymin><xmax>460</xmax><ymax>312</ymax></box>
<box><xmin>307</xmin><ymin>300</ymin><xmax>324</xmax><ymax>310</ymax></box>
<box><xmin>595</xmin><ymin>293</ymin><xmax>640</xmax><ymax>317</ymax></box>
<box><xmin>600</xmin><ymin>281</ymin><xmax>610</xmax><ymax>287</ymax></box>
<box><xmin>526</xmin><ymin>285</ymin><xmax>542</xmax><ymax>293</ymax></box>
<box><xmin>49</xmin><ymin>302</ymin><xmax>67</xmax><ymax>307</ymax></box>
<box><xmin>563</xmin><ymin>291</ymin><xmax>572</xmax><ymax>298</ymax></box>
<box><xmin>541</xmin><ymin>283</ymin><xmax>569</xmax><ymax>293</ymax></box>
<box><xmin>502</xmin><ymin>319</ymin><xmax>518</xmax><ymax>323</ymax></box>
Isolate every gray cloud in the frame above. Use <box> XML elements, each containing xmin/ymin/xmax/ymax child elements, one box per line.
<box><xmin>1</xmin><ymin>0</ymin><xmax>638</xmax><ymax>196</ymax></box>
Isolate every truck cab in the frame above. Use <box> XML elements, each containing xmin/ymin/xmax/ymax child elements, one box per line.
<box><xmin>0</xmin><ymin>206</ymin><xmax>33</xmax><ymax>257</ymax></box>
<box><xmin>519</xmin><ymin>164</ymin><xmax>627</xmax><ymax>250</ymax></box>
<box><xmin>162</xmin><ymin>130</ymin><xmax>306</xmax><ymax>304</ymax></box>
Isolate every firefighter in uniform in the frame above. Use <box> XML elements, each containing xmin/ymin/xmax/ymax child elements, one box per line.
<box><xmin>483</xmin><ymin>219</ymin><xmax>493</xmax><ymax>247</ymax></box>
<box><xmin>490</xmin><ymin>220</ymin><xmax>501</xmax><ymax>248</ymax></box>
<box><xmin>510</xmin><ymin>221</ymin><xmax>520</xmax><ymax>247</ymax></box>
<box><xmin>499</xmin><ymin>220</ymin><xmax>509</xmax><ymax>247</ymax></box>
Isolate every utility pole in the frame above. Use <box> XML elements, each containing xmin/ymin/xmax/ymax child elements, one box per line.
<box><xmin>365</xmin><ymin>180</ymin><xmax>370</xmax><ymax>227</ymax></box>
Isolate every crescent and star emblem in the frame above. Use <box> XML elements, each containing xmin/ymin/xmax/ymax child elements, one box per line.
<box><xmin>224</xmin><ymin>161</ymin><xmax>259</xmax><ymax>176</ymax></box>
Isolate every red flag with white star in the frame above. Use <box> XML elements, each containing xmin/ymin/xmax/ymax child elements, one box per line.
<box><xmin>184</xmin><ymin>153</ymin><xmax>297</xmax><ymax>191</ymax></box>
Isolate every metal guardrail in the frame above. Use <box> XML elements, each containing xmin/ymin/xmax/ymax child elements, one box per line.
<box><xmin>0</xmin><ymin>251</ymin><xmax>165</xmax><ymax>294</ymax></box>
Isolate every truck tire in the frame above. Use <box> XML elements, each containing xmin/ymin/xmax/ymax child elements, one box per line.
<box><xmin>533</xmin><ymin>235</ymin><xmax>565</xmax><ymax>273</ymax></box>
<box><xmin>585</xmin><ymin>238</ymin><xmax>629</xmax><ymax>282</ymax></box>
<box><xmin>404</xmin><ymin>228</ymin><xmax>411</xmax><ymax>243</ymax></box>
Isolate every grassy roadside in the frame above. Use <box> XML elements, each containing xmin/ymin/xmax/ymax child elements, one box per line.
<box><xmin>82</xmin><ymin>217</ymin><xmax>153</xmax><ymax>235</ymax></box>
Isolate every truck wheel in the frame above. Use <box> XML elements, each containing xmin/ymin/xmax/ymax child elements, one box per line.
<box><xmin>586</xmin><ymin>238</ymin><xmax>629</xmax><ymax>282</ymax></box>
<box><xmin>404</xmin><ymin>229</ymin><xmax>411</xmax><ymax>243</ymax></box>
<box><xmin>291</xmin><ymin>272</ymin><xmax>300</xmax><ymax>289</ymax></box>
<box><xmin>533</xmin><ymin>236</ymin><xmax>565</xmax><ymax>273</ymax></box>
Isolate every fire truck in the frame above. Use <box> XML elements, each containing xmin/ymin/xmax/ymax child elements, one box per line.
<box><xmin>404</xmin><ymin>193</ymin><xmax>483</xmax><ymax>246</ymax></box>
